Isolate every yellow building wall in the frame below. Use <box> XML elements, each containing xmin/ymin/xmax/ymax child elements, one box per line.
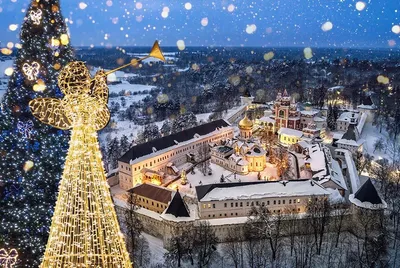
<box><xmin>279</xmin><ymin>134</ymin><xmax>300</xmax><ymax>145</ymax></box>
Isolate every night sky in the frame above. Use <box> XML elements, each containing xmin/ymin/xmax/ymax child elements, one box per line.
<box><xmin>1</xmin><ymin>0</ymin><xmax>399</xmax><ymax>48</ymax></box>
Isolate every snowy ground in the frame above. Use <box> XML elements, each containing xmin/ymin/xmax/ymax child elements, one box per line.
<box><xmin>167</xmin><ymin>162</ymin><xmax>278</xmax><ymax>197</ymax></box>
<box><xmin>141</xmin><ymin>233</ymin><xmax>167</xmax><ymax>265</ymax></box>
<box><xmin>360</xmin><ymin>121</ymin><xmax>397</xmax><ymax>161</ymax></box>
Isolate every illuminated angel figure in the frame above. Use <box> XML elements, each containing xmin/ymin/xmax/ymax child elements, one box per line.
<box><xmin>29</xmin><ymin>61</ymin><xmax>131</xmax><ymax>267</ymax></box>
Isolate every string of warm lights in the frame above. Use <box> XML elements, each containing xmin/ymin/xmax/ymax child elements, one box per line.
<box><xmin>30</xmin><ymin>61</ymin><xmax>131</xmax><ymax>267</ymax></box>
<box><xmin>0</xmin><ymin>248</ymin><xmax>18</xmax><ymax>267</ymax></box>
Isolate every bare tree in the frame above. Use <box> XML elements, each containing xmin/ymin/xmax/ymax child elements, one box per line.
<box><xmin>124</xmin><ymin>192</ymin><xmax>144</xmax><ymax>261</ymax></box>
<box><xmin>330</xmin><ymin>201</ymin><xmax>351</xmax><ymax>248</ymax></box>
<box><xmin>306</xmin><ymin>196</ymin><xmax>332</xmax><ymax>255</ymax></box>
<box><xmin>282</xmin><ymin>207</ymin><xmax>301</xmax><ymax>256</ymax></box>
<box><xmin>134</xmin><ymin>235</ymin><xmax>151</xmax><ymax>268</ymax></box>
<box><xmin>349</xmin><ymin>208</ymin><xmax>388</xmax><ymax>267</ymax></box>
<box><xmin>197</xmin><ymin>143</ymin><xmax>211</xmax><ymax>176</ymax></box>
<box><xmin>192</xmin><ymin>221</ymin><xmax>219</xmax><ymax>268</ymax></box>
<box><xmin>222</xmin><ymin>229</ymin><xmax>245</xmax><ymax>268</ymax></box>
<box><xmin>247</xmin><ymin>206</ymin><xmax>284</xmax><ymax>261</ymax></box>
<box><xmin>269</xmin><ymin>146</ymin><xmax>289</xmax><ymax>179</ymax></box>
<box><xmin>164</xmin><ymin>223</ymin><xmax>196</xmax><ymax>267</ymax></box>
<box><xmin>354</xmin><ymin>151</ymin><xmax>373</xmax><ymax>175</ymax></box>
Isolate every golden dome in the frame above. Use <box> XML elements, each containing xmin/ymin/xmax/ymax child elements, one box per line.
<box><xmin>239</xmin><ymin>114</ymin><xmax>253</xmax><ymax>129</ymax></box>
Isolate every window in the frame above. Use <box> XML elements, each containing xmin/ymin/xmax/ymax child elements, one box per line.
<box><xmin>262</xmin><ymin>202</ymin><xmax>265</xmax><ymax>206</ymax></box>
<box><xmin>208</xmin><ymin>204</ymin><xmax>211</xmax><ymax>208</ymax></box>
<box><xmin>235</xmin><ymin>213</ymin><xmax>238</xmax><ymax>216</ymax></box>
<box><xmin>224</xmin><ymin>203</ymin><xmax>227</xmax><ymax>208</ymax></box>
<box><xmin>246</xmin><ymin>202</ymin><xmax>249</xmax><ymax>206</ymax></box>
<box><xmin>273</xmin><ymin>200</ymin><xmax>276</xmax><ymax>205</ymax></box>
<box><xmin>213</xmin><ymin>204</ymin><xmax>216</xmax><ymax>209</ymax></box>
<box><xmin>152</xmin><ymin>202</ymin><xmax>154</xmax><ymax>206</ymax></box>
<box><xmin>225</xmin><ymin>214</ymin><xmax>227</xmax><ymax>216</ymax></box>
<box><xmin>235</xmin><ymin>202</ymin><xmax>238</xmax><ymax>207</ymax></box>
<box><xmin>283</xmin><ymin>200</ymin><xmax>285</xmax><ymax>204</ymax></box>
<box><xmin>297</xmin><ymin>199</ymin><xmax>300</xmax><ymax>203</ymax></box>
<box><xmin>256</xmin><ymin>201</ymin><xmax>259</xmax><ymax>206</ymax></box>
<box><xmin>267</xmin><ymin>201</ymin><xmax>270</xmax><ymax>205</ymax></box>
<box><xmin>203</xmin><ymin>204</ymin><xmax>206</xmax><ymax>209</ymax></box>
<box><xmin>289</xmin><ymin>199</ymin><xmax>292</xmax><ymax>204</ymax></box>
<box><xmin>251</xmin><ymin>202</ymin><xmax>254</xmax><ymax>206</ymax></box>
<box><xmin>278</xmin><ymin>200</ymin><xmax>281</xmax><ymax>205</ymax></box>
<box><xmin>240</xmin><ymin>202</ymin><xmax>243</xmax><ymax>207</ymax></box>
<box><xmin>231</xmin><ymin>203</ymin><xmax>233</xmax><ymax>207</ymax></box>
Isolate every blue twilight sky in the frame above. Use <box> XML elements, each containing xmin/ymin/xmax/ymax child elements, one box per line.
<box><xmin>0</xmin><ymin>0</ymin><xmax>399</xmax><ymax>48</ymax></box>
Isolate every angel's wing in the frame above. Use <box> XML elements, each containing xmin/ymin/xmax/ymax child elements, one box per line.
<box><xmin>91</xmin><ymin>70</ymin><xmax>109</xmax><ymax>104</ymax></box>
<box><xmin>29</xmin><ymin>98</ymin><xmax>72</xmax><ymax>130</ymax></box>
<box><xmin>94</xmin><ymin>104</ymin><xmax>110</xmax><ymax>131</ymax></box>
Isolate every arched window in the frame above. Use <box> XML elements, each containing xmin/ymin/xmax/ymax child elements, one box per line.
<box><xmin>279</xmin><ymin>110</ymin><xmax>285</xmax><ymax>118</ymax></box>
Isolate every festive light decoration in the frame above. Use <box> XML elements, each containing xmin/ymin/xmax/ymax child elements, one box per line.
<box><xmin>22</xmin><ymin>61</ymin><xmax>40</xmax><ymax>81</ymax></box>
<box><xmin>30</xmin><ymin>62</ymin><xmax>131</xmax><ymax>267</ymax></box>
<box><xmin>0</xmin><ymin>248</ymin><xmax>18</xmax><ymax>267</ymax></box>
<box><xmin>17</xmin><ymin>120</ymin><xmax>34</xmax><ymax>139</ymax></box>
<box><xmin>0</xmin><ymin>1</ymin><xmax>75</xmax><ymax>266</ymax></box>
<box><xmin>29</xmin><ymin>9</ymin><xmax>43</xmax><ymax>25</ymax></box>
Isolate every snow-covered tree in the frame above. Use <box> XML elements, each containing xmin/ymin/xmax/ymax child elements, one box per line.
<box><xmin>172</xmin><ymin>112</ymin><xmax>198</xmax><ymax>134</ymax></box>
<box><xmin>119</xmin><ymin>135</ymin><xmax>130</xmax><ymax>156</ymax></box>
<box><xmin>107</xmin><ymin>137</ymin><xmax>120</xmax><ymax>169</ymax></box>
<box><xmin>160</xmin><ymin>120</ymin><xmax>172</xmax><ymax>136</ymax></box>
<box><xmin>137</xmin><ymin>124</ymin><xmax>161</xmax><ymax>144</ymax></box>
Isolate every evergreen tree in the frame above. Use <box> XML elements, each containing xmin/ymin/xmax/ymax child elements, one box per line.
<box><xmin>171</xmin><ymin>112</ymin><xmax>198</xmax><ymax>134</ymax></box>
<box><xmin>119</xmin><ymin>135</ymin><xmax>130</xmax><ymax>156</ymax></box>
<box><xmin>160</xmin><ymin>119</ymin><xmax>172</xmax><ymax>136</ymax></box>
<box><xmin>0</xmin><ymin>1</ymin><xmax>74</xmax><ymax>266</ymax></box>
<box><xmin>107</xmin><ymin>137</ymin><xmax>120</xmax><ymax>170</ymax></box>
<box><xmin>137</xmin><ymin>123</ymin><xmax>161</xmax><ymax>144</ymax></box>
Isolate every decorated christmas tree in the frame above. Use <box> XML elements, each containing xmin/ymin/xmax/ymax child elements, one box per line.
<box><xmin>0</xmin><ymin>0</ymin><xmax>74</xmax><ymax>266</ymax></box>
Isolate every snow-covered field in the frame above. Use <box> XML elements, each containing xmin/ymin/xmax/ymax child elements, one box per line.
<box><xmin>108</xmin><ymin>81</ymin><xmax>156</xmax><ymax>95</ymax></box>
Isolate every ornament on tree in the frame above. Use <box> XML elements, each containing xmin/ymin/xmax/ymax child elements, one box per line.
<box><xmin>0</xmin><ymin>248</ymin><xmax>18</xmax><ymax>267</ymax></box>
<box><xmin>17</xmin><ymin>120</ymin><xmax>34</xmax><ymax>139</ymax></box>
<box><xmin>22</xmin><ymin>62</ymin><xmax>40</xmax><ymax>81</ymax></box>
<box><xmin>29</xmin><ymin>9</ymin><xmax>42</xmax><ymax>25</ymax></box>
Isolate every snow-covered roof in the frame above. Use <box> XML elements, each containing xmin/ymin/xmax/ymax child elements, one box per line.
<box><xmin>278</xmin><ymin>127</ymin><xmax>303</xmax><ymax>138</ymax></box>
<box><xmin>297</xmin><ymin>140</ymin><xmax>312</xmax><ymax>149</ymax></box>
<box><xmin>313</xmin><ymin>116</ymin><xmax>326</xmax><ymax>122</ymax></box>
<box><xmin>119</xmin><ymin>119</ymin><xmax>232</xmax><ymax>164</ymax></box>
<box><xmin>356</xmin><ymin>113</ymin><xmax>367</xmax><ymax>134</ymax></box>
<box><xmin>328</xmin><ymin>86</ymin><xmax>344</xmax><ymax>91</ymax></box>
<box><xmin>300</xmin><ymin>110</ymin><xmax>319</xmax><ymax>116</ymax></box>
<box><xmin>349</xmin><ymin>179</ymin><xmax>387</xmax><ymax>210</ymax></box>
<box><xmin>337</xmin><ymin>111</ymin><xmax>359</xmax><ymax>123</ymax></box>
<box><xmin>258</xmin><ymin>116</ymin><xmax>275</xmax><ymax>124</ymax></box>
<box><xmin>333</xmin><ymin>132</ymin><xmax>344</xmax><ymax>140</ymax></box>
<box><xmin>196</xmin><ymin>180</ymin><xmax>330</xmax><ymax>202</ymax></box>
<box><xmin>335</xmin><ymin>149</ymin><xmax>360</xmax><ymax>193</ymax></box>
<box><xmin>357</xmin><ymin>104</ymin><xmax>376</xmax><ymax>110</ymax></box>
